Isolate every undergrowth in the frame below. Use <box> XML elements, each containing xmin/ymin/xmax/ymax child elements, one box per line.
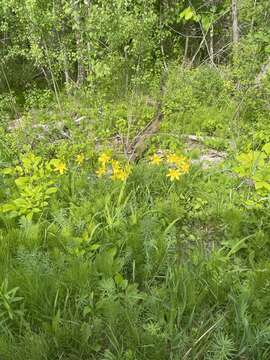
<box><xmin>1</xmin><ymin>65</ymin><xmax>270</xmax><ymax>359</ymax></box>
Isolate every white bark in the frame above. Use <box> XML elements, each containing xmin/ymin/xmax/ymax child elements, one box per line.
<box><xmin>232</xmin><ymin>0</ymin><xmax>239</xmax><ymax>46</ymax></box>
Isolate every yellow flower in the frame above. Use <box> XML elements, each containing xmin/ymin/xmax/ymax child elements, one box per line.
<box><xmin>150</xmin><ymin>154</ymin><xmax>162</xmax><ymax>165</ymax></box>
<box><xmin>116</xmin><ymin>170</ymin><xmax>128</xmax><ymax>181</ymax></box>
<box><xmin>96</xmin><ymin>166</ymin><xmax>106</xmax><ymax>177</ymax></box>
<box><xmin>111</xmin><ymin>164</ymin><xmax>131</xmax><ymax>181</ymax></box>
<box><xmin>167</xmin><ymin>153</ymin><xmax>185</xmax><ymax>166</ymax></box>
<box><xmin>76</xmin><ymin>153</ymin><xmax>85</xmax><ymax>165</ymax></box>
<box><xmin>54</xmin><ymin>162</ymin><xmax>67</xmax><ymax>175</ymax></box>
<box><xmin>166</xmin><ymin>168</ymin><xmax>181</xmax><ymax>182</ymax></box>
<box><xmin>181</xmin><ymin>162</ymin><xmax>190</xmax><ymax>174</ymax></box>
<box><xmin>98</xmin><ymin>153</ymin><xmax>110</xmax><ymax>165</ymax></box>
<box><xmin>111</xmin><ymin>160</ymin><xmax>121</xmax><ymax>173</ymax></box>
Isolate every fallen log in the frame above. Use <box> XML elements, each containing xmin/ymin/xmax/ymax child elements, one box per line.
<box><xmin>128</xmin><ymin>72</ymin><xmax>167</xmax><ymax>162</ymax></box>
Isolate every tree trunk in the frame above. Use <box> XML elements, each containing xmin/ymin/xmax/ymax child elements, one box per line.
<box><xmin>183</xmin><ymin>36</ymin><xmax>189</xmax><ymax>66</ymax></box>
<box><xmin>210</xmin><ymin>25</ymin><xmax>214</xmax><ymax>65</ymax></box>
<box><xmin>75</xmin><ymin>3</ymin><xmax>86</xmax><ymax>86</ymax></box>
<box><xmin>232</xmin><ymin>0</ymin><xmax>239</xmax><ymax>46</ymax></box>
<box><xmin>76</xmin><ymin>34</ymin><xmax>85</xmax><ymax>86</ymax></box>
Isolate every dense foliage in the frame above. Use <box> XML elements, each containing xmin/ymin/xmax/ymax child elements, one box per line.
<box><xmin>1</xmin><ymin>1</ymin><xmax>270</xmax><ymax>359</ymax></box>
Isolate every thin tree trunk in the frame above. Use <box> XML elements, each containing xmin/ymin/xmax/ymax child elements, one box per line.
<box><xmin>64</xmin><ymin>65</ymin><xmax>70</xmax><ymax>84</ymax></box>
<box><xmin>209</xmin><ymin>25</ymin><xmax>214</xmax><ymax>65</ymax></box>
<box><xmin>232</xmin><ymin>0</ymin><xmax>239</xmax><ymax>46</ymax></box>
<box><xmin>183</xmin><ymin>36</ymin><xmax>189</xmax><ymax>66</ymax></box>
<box><xmin>75</xmin><ymin>3</ymin><xmax>86</xmax><ymax>86</ymax></box>
<box><xmin>76</xmin><ymin>33</ymin><xmax>85</xmax><ymax>86</ymax></box>
<box><xmin>57</xmin><ymin>32</ymin><xmax>70</xmax><ymax>86</ymax></box>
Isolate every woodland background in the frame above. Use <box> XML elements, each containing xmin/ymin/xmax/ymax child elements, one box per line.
<box><xmin>1</xmin><ymin>1</ymin><xmax>270</xmax><ymax>360</ymax></box>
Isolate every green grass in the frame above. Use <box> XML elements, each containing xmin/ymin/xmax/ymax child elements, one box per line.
<box><xmin>1</xmin><ymin>66</ymin><xmax>270</xmax><ymax>359</ymax></box>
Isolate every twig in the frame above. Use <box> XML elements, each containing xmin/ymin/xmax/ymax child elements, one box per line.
<box><xmin>183</xmin><ymin>317</ymin><xmax>223</xmax><ymax>359</ymax></box>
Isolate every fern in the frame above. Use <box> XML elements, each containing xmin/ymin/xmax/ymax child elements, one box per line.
<box><xmin>207</xmin><ymin>333</ymin><xmax>236</xmax><ymax>360</ymax></box>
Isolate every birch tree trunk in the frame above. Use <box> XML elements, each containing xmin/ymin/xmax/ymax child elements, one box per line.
<box><xmin>76</xmin><ymin>33</ymin><xmax>85</xmax><ymax>86</ymax></box>
<box><xmin>75</xmin><ymin>2</ymin><xmax>86</xmax><ymax>86</ymax></box>
<box><xmin>232</xmin><ymin>0</ymin><xmax>239</xmax><ymax>46</ymax></box>
<box><xmin>210</xmin><ymin>25</ymin><xmax>214</xmax><ymax>65</ymax></box>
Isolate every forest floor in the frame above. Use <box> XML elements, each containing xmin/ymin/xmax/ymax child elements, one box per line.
<box><xmin>0</xmin><ymin>67</ymin><xmax>270</xmax><ymax>359</ymax></box>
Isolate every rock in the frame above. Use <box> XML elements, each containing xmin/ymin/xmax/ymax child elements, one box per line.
<box><xmin>183</xmin><ymin>134</ymin><xmax>228</xmax><ymax>169</ymax></box>
<box><xmin>192</xmin><ymin>150</ymin><xmax>227</xmax><ymax>169</ymax></box>
<box><xmin>8</xmin><ymin>118</ymin><xmax>23</xmax><ymax>131</ymax></box>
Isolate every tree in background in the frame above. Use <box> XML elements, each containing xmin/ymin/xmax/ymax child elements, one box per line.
<box><xmin>0</xmin><ymin>0</ymin><xmax>270</xmax><ymax>95</ymax></box>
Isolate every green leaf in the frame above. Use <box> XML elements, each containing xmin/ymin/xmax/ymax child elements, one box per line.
<box><xmin>14</xmin><ymin>198</ymin><xmax>29</xmax><ymax>207</ymax></box>
<box><xmin>45</xmin><ymin>187</ymin><xmax>58</xmax><ymax>195</ymax></box>
<box><xmin>255</xmin><ymin>181</ymin><xmax>270</xmax><ymax>191</ymax></box>
<box><xmin>15</xmin><ymin>177</ymin><xmax>29</xmax><ymax>187</ymax></box>
<box><xmin>2</xmin><ymin>167</ymin><xmax>15</xmax><ymax>175</ymax></box>
<box><xmin>263</xmin><ymin>143</ymin><xmax>270</xmax><ymax>155</ymax></box>
<box><xmin>180</xmin><ymin>7</ymin><xmax>195</xmax><ymax>21</ymax></box>
<box><xmin>201</xmin><ymin>15</ymin><xmax>212</xmax><ymax>31</ymax></box>
<box><xmin>0</xmin><ymin>203</ymin><xmax>16</xmax><ymax>213</ymax></box>
<box><xmin>265</xmin><ymin>45</ymin><xmax>270</xmax><ymax>54</ymax></box>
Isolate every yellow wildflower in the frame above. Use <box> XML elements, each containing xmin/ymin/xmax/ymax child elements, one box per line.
<box><xmin>111</xmin><ymin>160</ymin><xmax>121</xmax><ymax>173</ymax></box>
<box><xmin>167</xmin><ymin>153</ymin><xmax>185</xmax><ymax>166</ymax></box>
<box><xmin>75</xmin><ymin>153</ymin><xmax>85</xmax><ymax>165</ymax></box>
<box><xmin>111</xmin><ymin>164</ymin><xmax>131</xmax><ymax>181</ymax></box>
<box><xmin>150</xmin><ymin>154</ymin><xmax>162</xmax><ymax>165</ymax></box>
<box><xmin>115</xmin><ymin>169</ymin><xmax>128</xmax><ymax>181</ymax></box>
<box><xmin>166</xmin><ymin>168</ymin><xmax>181</xmax><ymax>182</ymax></box>
<box><xmin>96</xmin><ymin>166</ymin><xmax>106</xmax><ymax>177</ymax></box>
<box><xmin>98</xmin><ymin>153</ymin><xmax>110</xmax><ymax>165</ymax></box>
<box><xmin>54</xmin><ymin>162</ymin><xmax>67</xmax><ymax>175</ymax></box>
<box><xmin>181</xmin><ymin>162</ymin><xmax>190</xmax><ymax>174</ymax></box>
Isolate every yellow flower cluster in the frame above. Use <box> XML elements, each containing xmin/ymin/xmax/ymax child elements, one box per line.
<box><xmin>51</xmin><ymin>150</ymin><xmax>188</xmax><ymax>183</ymax></box>
<box><xmin>52</xmin><ymin>152</ymin><xmax>85</xmax><ymax>175</ymax></box>
<box><xmin>52</xmin><ymin>151</ymin><xmax>85</xmax><ymax>175</ymax></box>
<box><xmin>52</xmin><ymin>160</ymin><xmax>67</xmax><ymax>175</ymax></box>
<box><xmin>51</xmin><ymin>152</ymin><xmax>132</xmax><ymax>182</ymax></box>
<box><xmin>96</xmin><ymin>153</ymin><xmax>131</xmax><ymax>181</ymax></box>
<box><xmin>150</xmin><ymin>152</ymin><xmax>190</xmax><ymax>181</ymax></box>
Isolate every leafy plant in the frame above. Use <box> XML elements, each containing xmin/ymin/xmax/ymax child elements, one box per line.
<box><xmin>0</xmin><ymin>279</ymin><xmax>24</xmax><ymax>332</ymax></box>
<box><xmin>0</xmin><ymin>152</ymin><xmax>62</xmax><ymax>219</ymax></box>
<box><xmin>234</xmin><ymin>143</ymin><xmax>270</xmax><ymax>206</ymax></box>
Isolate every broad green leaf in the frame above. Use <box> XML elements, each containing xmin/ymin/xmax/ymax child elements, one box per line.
<box><xmin>201</xmin><ymin>15</ymin><xmax>212</xmax><ymax>31</ymax></box>
<box><xmin>45</xmin><ymin>187</ymin><xmax>58</xmax><ymax>195</ymax></box>
<box><xmin>263</xmin><ymin>143</ymin><xmax>270</xmax><ymax>155</ymax></box>
<box><xmin>0</xmin><ymin>203</ymin><xmax>16</xmax><ymax>213</ymax></box>
<box><xmin>2</xmin><ymin>167</ymin><xmax>15</xmax><ymax>175</ymax></box>
<box><xmin>180</xmin><ymin>7</ymin><xmax>195</xmax><ymax>21</ymax></box>
<box><xmin>15</xmin><ymin>177</ymin><xmax>29</xmax><ymax>187</ymax></box>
